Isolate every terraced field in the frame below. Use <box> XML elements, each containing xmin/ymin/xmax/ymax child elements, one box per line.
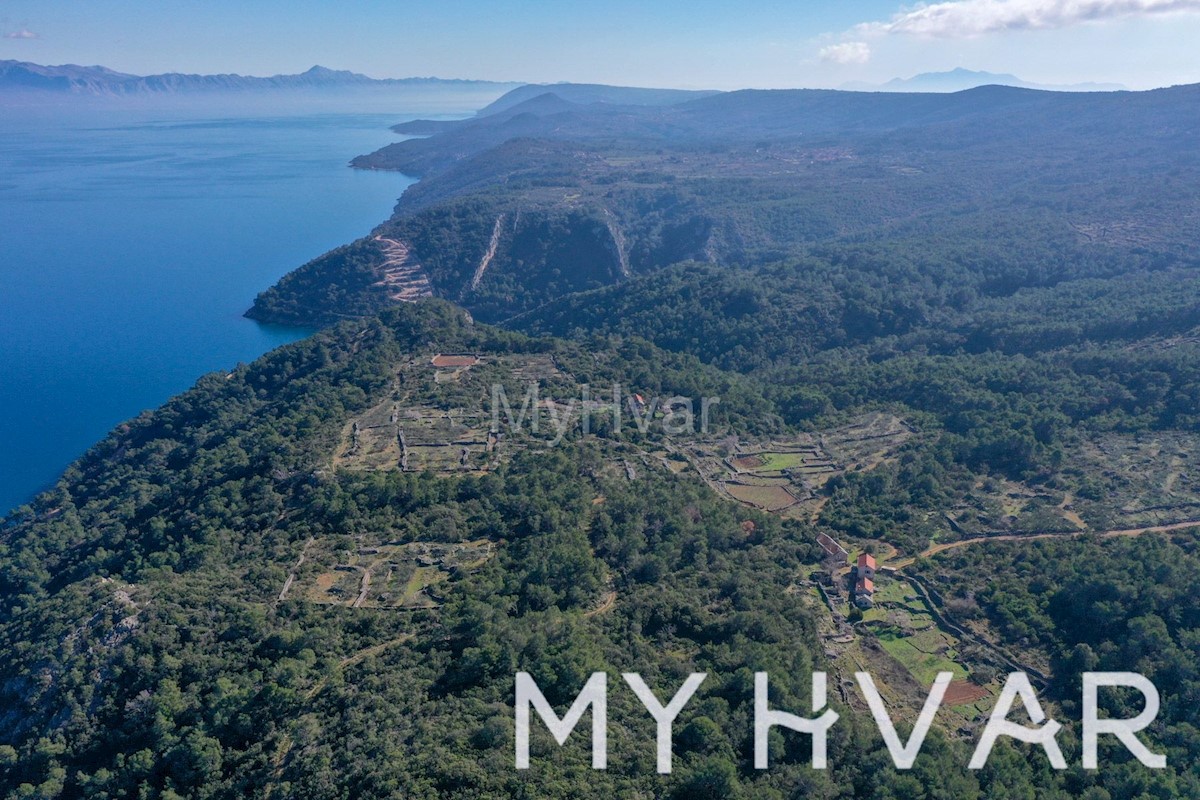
<box><xmin>679</xmin><ymin>412</ymin><xmax>915</xmax><ymax>518</ymax></box>
<box><xmin>296</xmin><ymin>539</ymin><xmax>496</xmax><ymax>609</ymax></box>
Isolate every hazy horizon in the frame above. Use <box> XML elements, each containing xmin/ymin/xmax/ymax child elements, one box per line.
<box><xmin>3</xmin><ymin>1</ymin><xmax>1200</xmax><ymax>91</ymax></box>
<box><xmin>2</xmin><ymin>60</ymin><xmax>1189</xmax><ymax>96</ymax></box>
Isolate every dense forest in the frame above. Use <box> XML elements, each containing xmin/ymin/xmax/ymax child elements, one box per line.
<box><xmin>6</xmin><ymin>302</ymin><xmax>1198</xmax><ymax>798</ymax></box>
<box><xmin>7</xmin><ymin>81</ymin><xmax>1200</xmax><ymax>798</ymax></box>
<box><xmin>252</xmin><ymin>80</ymin><xmax>1200</xmax><ymax>326</ymax></box>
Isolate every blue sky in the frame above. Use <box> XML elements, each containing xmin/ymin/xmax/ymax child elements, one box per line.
<box><xmin>2</xmin><ymin>0</ymin><xmax>1198</xmax><ymax>90</ymax></box>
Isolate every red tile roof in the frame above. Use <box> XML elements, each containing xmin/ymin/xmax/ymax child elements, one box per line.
<box><xmin>857</xmin><ymin>553</ymin><xmax>876</xmax><ymax>570</ymax></box>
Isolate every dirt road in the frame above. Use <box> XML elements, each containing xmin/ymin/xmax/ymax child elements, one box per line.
<box><xmin>890</xmin><ymin>518</ymin><xmax>1200</xmax><ymax>569</ymax></box>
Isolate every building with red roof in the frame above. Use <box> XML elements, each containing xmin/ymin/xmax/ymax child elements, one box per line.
<box><xmin>854</xmin><ymin>553</ymin><xmax>877</xmax><ymax>608</ymax></box>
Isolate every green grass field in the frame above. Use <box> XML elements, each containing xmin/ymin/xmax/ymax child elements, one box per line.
<box><xmin>878</xmin><ymin>632</ymin><xmax>968</xmax><ymax>685</ymax></box>
<box><xmin>868</xmin><ymin>580</ymin><xmax>970</xmax><ymax>684</ymax></box>
<box><xmin>757</xmin><ymin>452</ymin><xmax>806</xmax><ymax>471</ymax></box>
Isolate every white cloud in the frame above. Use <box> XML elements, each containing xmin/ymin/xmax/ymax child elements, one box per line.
<box><xmin>819</xmin><ymin>41</ymin><xmax>872</xmax><ymax>64</ymax></box>
<box><xmin>4</xmin><ymin>28</ymin><xmax>40</xmax><ymax>40</ymax></box>
<box><xmin>857</xmin><ymin>0</ymin><xmax>1200</xmax><ymax>38</ymax></box>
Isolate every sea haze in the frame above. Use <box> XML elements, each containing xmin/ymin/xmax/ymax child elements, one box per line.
<box><xmin>0</xmin><ymin>96</ymin><xmax>480</xmax><ymax>515</ymax></box>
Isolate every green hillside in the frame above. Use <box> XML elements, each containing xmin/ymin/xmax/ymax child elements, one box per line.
<box><xmin>8</xmin><ymin>81</ymin><xmax>1200</xmax><ymax>798</ymax></box>
<box><xmin>5</xmin><ymin>300</ymin><xmax>1200</xmax><ymax>798</ymax></box>
<box><xmin>253</xmin><ymin>85</ymin><xmax>1200</xmax><ymax>327</ymax></box>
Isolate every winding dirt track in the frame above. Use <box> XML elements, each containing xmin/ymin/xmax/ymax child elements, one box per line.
<box><xmin>276</xmin><ymin>537</ymin><xmax>314</xmax><ymax>604</ymax></box>
<box><xmin>890</xmin><ymin>518</ymin><xmax>1200</xmax><ymax>570</ymax></box>
<box><xmin>373</xmin><ymin>236</ymin><xmax>433</xmax><ymax>301</ymax></box>
<box><xmin>585</xmin><ymin>591</ymin><xmax>617</xmax><ymax>618</ymax></box>
<box><xmin>468</xmin><ymin>214</ymin><xmax>505</xmax><ymax>291</ymax></box>
<box><xmin>266</xmin><ymin>634</ymin><xmax>415</xmax><ymax>798</ymax></box>
<box><xmin>304</xmin><ymin>634</ymin><xmax>415</xmax><ymax>702</ymax></box>
<box><xmin>351</xmin><ymin>567</ymin><xmax>371</xmax><ymax>608</ymax></box>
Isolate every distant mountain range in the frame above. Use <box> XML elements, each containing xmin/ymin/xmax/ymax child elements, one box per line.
<box><xmin>3</xmin><ymin>61</ymin><xmax>1131</xmax><ymax>99</ymax></box>
<box><xmin>0</xmin><ymin>61</ymin><xmax>516</xmax><ymax>95</ymax></box>
<box><xmin>843</xmin><ymin>68</ymin><xmax>1127</xmax><ymax>93</ymax></box>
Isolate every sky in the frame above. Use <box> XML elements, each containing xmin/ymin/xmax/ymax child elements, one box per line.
<box><xmin>2</xmin><ymin>0</ymin><xmax>1199</xmax><ymax>90</ymax></box>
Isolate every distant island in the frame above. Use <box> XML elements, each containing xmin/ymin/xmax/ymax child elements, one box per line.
<box><xmin>2</xmin><ymin>61</ymin><xmax>1133</xmax><ymax>102</ymax></box>
<box><xmin>2</xmin><ymin>62</ymin><xmax>1133</xmax><ymax>100</ymax></box>
<box><xmin>0</xmin><ymin>60</ymin><xmax>518</xmax><ymax>96</ymax></box>
<box><xmin>843</xmin><ymin>67</ymin><xmax>1127</xmax><ymax>93</ymax></box>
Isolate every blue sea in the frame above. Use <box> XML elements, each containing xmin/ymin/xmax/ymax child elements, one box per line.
<box><xmin>0</xmin><ymin>94</ymin><xmax>489</xmax><ymax>515</ymax></box>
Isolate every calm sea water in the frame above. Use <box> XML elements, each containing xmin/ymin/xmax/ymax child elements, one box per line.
<box><xmin>0</xmin><ymin>98</ymin><xmax>478</xmax><ymax>515</ymax></box>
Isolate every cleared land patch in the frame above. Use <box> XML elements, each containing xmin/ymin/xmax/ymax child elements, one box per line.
<box><xmin>861</xmin><ymin>579</ymin><xmax>987</xmax><ymax>707</ymax></box>
<box><xmin>1069</xmin><ymin>431</ymin><xmax>1200</xmax><ymax>530</ymax></box>
<box><xmin>757</xmin><ymin>452</ymin><xmax>807</xmax><ymax>471</ymax></box>
<box><xmin>679</xmin><ymin>412</ymin><xmax>914</xmax><ymax>518</ymax></box>
<box><xmin>296</xmin><ymin>539</ymin><xmax>496</xmax><ymax>609</ymax></box>
<box><xmin>944</xmin><ymin>680</ymin><xmax>990</xmax><ymax>705</ymax></box>
<box><xmin>430</xmin><ymin>353</ymin><xmax>479</xmax><ymax>368</ymax></box>
<box><xmin>877</xmin><ymin>632</ymin><xmax>968</xmax><ymax>686</ymax></box>
<box><xmin>725</xmin><ymin>483</ymin><xmax>797</xmax><ymax>511</ymax></box>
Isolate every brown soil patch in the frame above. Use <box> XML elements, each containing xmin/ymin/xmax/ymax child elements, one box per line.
<box><xmin>944</xmin><ymin>680</ymin><xmax>990</xmax><ymax>705</ymax></box>
<box><xmin>431</xmin><ymin>354</ymin><xmax>479</xmax><ymax>368</ymax></box>
<box><xmin>733</xmin><ymin>454</ymin><xmax>766</xmax><ymax>470</ymax></box>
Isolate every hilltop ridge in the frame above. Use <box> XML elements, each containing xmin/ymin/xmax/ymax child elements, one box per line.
<box><xmin>253</xmin><ymin>80</ymin><xmax>1200</xmax><ymax>326</ymax></box>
